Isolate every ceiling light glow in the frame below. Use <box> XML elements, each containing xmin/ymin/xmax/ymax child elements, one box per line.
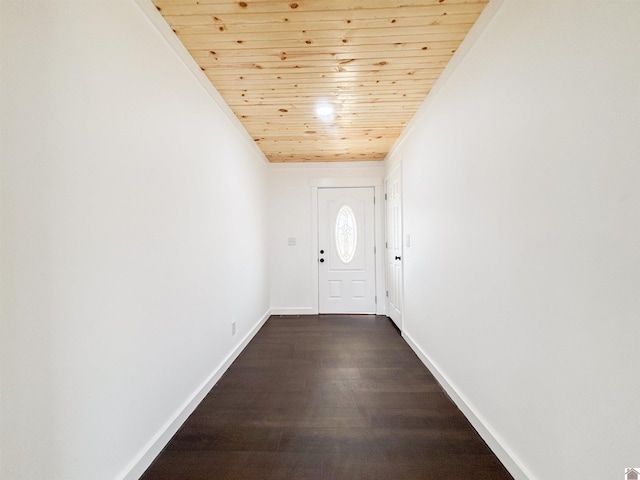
<box><xmin>315</xmin><ymin>101</ymin><xmax>334</xmax><ymax>122</ymax></box>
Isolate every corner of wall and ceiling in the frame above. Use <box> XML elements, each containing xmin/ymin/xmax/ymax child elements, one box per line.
<box><xmin>131</xmin><ymin>0</ymin><xmax>270</xmax><ymax>167</ymax></box>
<box><xmin>383</xmin><ymin>0</ymin><xmax>507</xmax><ymax>165</ymax></box>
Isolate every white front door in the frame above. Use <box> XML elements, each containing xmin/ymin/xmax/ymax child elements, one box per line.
<box><xmin>385</xmin><ymin>167</ymin><xmax>403</xmax><ymax>328</ymax></box>
<box><xmin>318</xmin><ymin>187</ymin><xmax>376</xmax><ymax>313</ymax></box>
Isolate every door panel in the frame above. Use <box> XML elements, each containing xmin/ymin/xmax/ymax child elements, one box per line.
<box><xmin>386</xmin><ymin>168</ymin><xmax>403</xmax><ymax>328</ymax></box>
<box><xmin>318</xmin><ymin>187</ymin><xmax>376</xmax><ymax>313</ymax></box>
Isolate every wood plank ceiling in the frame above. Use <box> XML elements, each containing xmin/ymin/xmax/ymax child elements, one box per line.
<box><xmin>153</xmin><ymin>0</ymin><xmax>489</xmax><ymax>162</ymax></box>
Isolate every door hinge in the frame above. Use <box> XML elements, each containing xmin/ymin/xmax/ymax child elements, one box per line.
<box><xmin>385</xmin><ymin>242</ymin><xmax>388</xmax><ymax>248</ymax></box>
<box><xmin>373</xmin><ymin>196</ymin><xmax>376</xmax><ymax>205</ymax></box>
<box><xmin>374</xmin><ymin>246</ymin><xmax>376</xmax><ymax>254</ymax></box>
<box><xmin>386</xmin><ymin>290</ymin><xmax>389</xmax><ymax>297</ymax></box>
<box><xmin>375</xmin><ymin>296</ymin><xmax>377</xmax><ymax>304</ymax></box>
<box><xmin>384</xmin><ymin>193</ymin><xmax>387</xmax><ymax>200</ymax></box>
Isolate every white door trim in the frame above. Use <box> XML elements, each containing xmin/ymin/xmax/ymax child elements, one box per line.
<box><xmin>310</xmin><ymin>177</ymin><xmax>384</xmax><ymax>315</ymax></box>
<box><xmin>384</xmin><ymin>162</ymin><xmax>404</xmax><ymax>330</ymax></box>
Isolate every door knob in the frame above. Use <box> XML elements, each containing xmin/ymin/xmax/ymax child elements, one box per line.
<box><xmin>320</xmin><ymin>258</ymin><xmax>325</xmax><ymax>263</ymax></box>
<box><xmin>320</xmin><ymin>249</ymin><xmax>325</xmax><ymax>254</ymax></box>
<box><xmin>395</xmin><ymin>256</ymin><xmax>401</xmax><ymax>260</ymax></box>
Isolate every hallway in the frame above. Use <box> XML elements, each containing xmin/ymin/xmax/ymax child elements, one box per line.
<box><xmin>141</xmin><ymin>315</ymin><xmax>513</xmax><ymax>479</ymax></box>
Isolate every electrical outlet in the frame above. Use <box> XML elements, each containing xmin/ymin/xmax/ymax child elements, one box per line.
<box><xmin>231</xmin><ymin>320</ymin><xmax>236</xmax><ymax>336</ymax></box>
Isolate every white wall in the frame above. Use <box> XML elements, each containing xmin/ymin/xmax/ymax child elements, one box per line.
<box><xmin>0</xmin><ymin>1</ymin><xmax>269</xmax><ymax>479</ymax></box>
<box><xmin>387</xmin><ymin>1</ymin><xmax>640</xmax><ymax>479</ymax></box>
<box><xmin>269</xmin><ymin>162</ymin><xmax>385</xmax><ymax>314</ymax></box>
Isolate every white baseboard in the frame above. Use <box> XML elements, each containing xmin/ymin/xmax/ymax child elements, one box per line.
<box><xmin>119</xmin><ymin>309</ymin><xmax>272</xmax><ymax>480</ymax></box>
<box><xmin>402</xmin><ymin>330</ymin><xmax>534</xmax><ymax>480</ymax></box>
<box><xmin>270</xmin><ymin>307</ymin><xmax>316</xmax><ymax>316</ymax></box>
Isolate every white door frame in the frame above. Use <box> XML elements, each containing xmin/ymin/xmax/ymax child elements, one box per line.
<box><xmin>310</xmin><ymin>177</ymin><xmax>385</xmax><ymax>315</ymax></box>
<box><xmin>384</xmin><ymin>163</ymin><xmax>404</xmax><ymax>330</ymax></box>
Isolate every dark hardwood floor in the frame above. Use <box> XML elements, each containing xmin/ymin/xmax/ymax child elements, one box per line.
<box><xmin>141</xmin><ymin>315</ymin><xmax>513</xmax><ymax>479</ymax></box>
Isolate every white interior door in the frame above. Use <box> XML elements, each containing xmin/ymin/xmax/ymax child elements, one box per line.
<box><xmin>385</xmin><ymin>167</ymin><xmax>403</xmax><ymax>328</ymax></box>
<box><xmin>318</xmin><ymin>187</ymin><xmax>376</xmax><ymax>313</ymax></box>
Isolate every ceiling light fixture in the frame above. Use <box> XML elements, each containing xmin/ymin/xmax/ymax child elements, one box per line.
<box><xmin>315</xmin><ymin>101</ymin><xmax>334</xmax><ymax>122</ymax></box>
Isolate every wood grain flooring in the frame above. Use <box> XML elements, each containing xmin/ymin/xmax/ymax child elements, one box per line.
<box><xmin>141</xmin><ymin>315</ymin><xmax>513</xmax><ymax>479</ymax></box>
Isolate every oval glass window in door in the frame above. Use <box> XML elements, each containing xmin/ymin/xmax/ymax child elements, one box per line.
<box><xmin>335</xmin><ymin>205</ymin><xmax>357</xmax><ymax>264</ymax></box>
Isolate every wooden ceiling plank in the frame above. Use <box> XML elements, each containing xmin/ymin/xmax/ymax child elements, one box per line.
<box><xmin>169</xmin><ymin>13</ymin><xmax>481</xmax><ymax>35</ymax></box>
<box><xmin>251</xmin><ymin>132</ymin><xmax>405</xmax><ymax>138</ymax></box>
<box><xmin>238</xmin><ymin>117</ymin><xmax>417</xmax><ymax>124</ymax></box>
<box><xmin>211</xmin><ymin>75</ymin><xmax>439</xmax><ymax>87</ymax></box>
<box><xmin>250</xmin><ymin>144</ymin><xmax>394</xmax><ymax>151</ymax></box>
<box><xmin>171</xmin><ymin>18</ymin><xmax>473</xmax><ymax>37</ymax></box>
<box><xmin>155</xmin><ymin>2</ymin><xmax>486</xmax><ymax>19</ymax></box>
<box><xmin>194</xmin><ymin>49</ymin><xmax>460</xmax><ymax>67</ymax></box>
<box><xmin>201</xmin><ymin>61</ymin><xmax>453</xmax><ymax>74</ymax></box>
<box><xmin>227</xmin><ymin>93</ymin><xmax>430</xmax><ymax>101</ymax></box>
<box><xmin>156</xmin><ymin>0</ymin><xmax>485</xmax><ymax>9</ymax></box>
<box><xmin>192</xmin><ymin>45</ymin><xmax>460</xmax><ymax>61</ymax></box>
<box><xmin>204</xmin><ymin>64</ymin><xmax>450</xmax><ymax>77</ymax></box>
<box><xmin>220</xmin><ymin>89</ymin><xmax>433</xmax><ymax>98</ymax></box>
<box><xmin>179</xmin><ymin>24</ymin><xmax>474</xmax><ymax>45</ymax></box>
<box><xmin>182</xmin><ymin>31</ymin><xmax>469</xmax><ymax>50</ymax></box>
<box><xmin>214</xmin><ymin>79</ymin><xmax>436</xmax><ymax>87</ymax></box>
<box><xmin>208</xmin><ymin>68</ymin><xmax>449</xmax><ymax>79</ymax></box>
<box><xmin>225</xmin><ymin>94</ymin><xmax>429</xmax><ymax>105</ymax></box>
